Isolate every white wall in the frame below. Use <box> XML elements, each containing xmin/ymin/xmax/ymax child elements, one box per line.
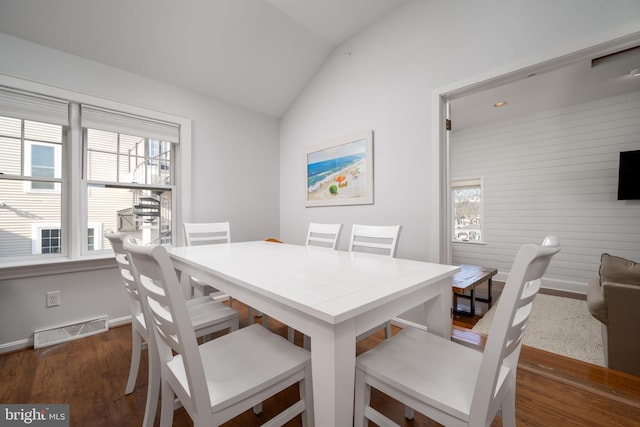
<box><xmin>279</xmin><ymin>1</ymin><xmax>640</xmax><ymax>263</ymax></box>
<box><xmin>452</xmin><ymin>91</ymin><xmax>640</xmax><ymax>293</ymax></box>
<box><xmin>0</xmin><ymin>33</ymin><xmax>280</xmax><ymax>350</ymax></box>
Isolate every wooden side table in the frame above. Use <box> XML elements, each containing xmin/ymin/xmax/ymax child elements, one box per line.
<box><xmin>452</xmin><ymin>265</ymin><xmax>498</xmax><ymax>316</ymax></box>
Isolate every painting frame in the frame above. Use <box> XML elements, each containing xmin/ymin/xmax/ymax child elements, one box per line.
<box><xmin>305</xmin><ymin>130</ymin><xmax>374</xmax><ymax>207</ymax></box>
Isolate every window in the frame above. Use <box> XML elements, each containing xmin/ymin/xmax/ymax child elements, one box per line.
<box><xmin>24</xmin><ymin>138</ymin><xmax>62</xmax><ymax>192</ymax></box>
<box><xmin>0</xmin><ymin>83</ymin><xmax>187</xmax><ymax>268</ymax></box>
<box><xmin>40</xmin><ymin>228</ymin><xmax>61</xmax><ymax>254</ymax></box>
<box><xmin>452</xmin><ymin>178</ymin><xmax>483</xmax><ymax>242</ymax></box>
<box><xmin>31</xmin><ymin>223</ymin><xmax>103</xmax><ymax>254</ymax></box>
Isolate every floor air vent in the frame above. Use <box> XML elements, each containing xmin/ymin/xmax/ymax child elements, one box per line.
<box><xmin>34</xmin><ymin>316</ymin><xmax>108</xmax><ymax>349</ymax></box>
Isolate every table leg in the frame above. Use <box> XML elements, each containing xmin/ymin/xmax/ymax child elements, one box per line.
<box><xmin>424</xmin><ymin>278</ymin><xmax>452</xmax><ymax>338</ymax></box>
<box><xmin>469</xmin><ymin>289</ymin><xmax>476</xmax><ymax>316</ymax></box>
<box><xmin>309</xmin><ymin>319</ymin><xmax>356</xmax><ymax>427</ymax></box>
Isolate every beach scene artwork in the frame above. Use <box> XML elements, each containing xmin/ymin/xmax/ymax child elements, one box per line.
<box><xmin>306</xmin><ymin>130</ymin><xmax>373</xmax><ymax>207</ymax></box>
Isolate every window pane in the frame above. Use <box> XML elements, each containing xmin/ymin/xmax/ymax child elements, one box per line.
<box><xmin>31</xmin><ymin>144</ymin><xmax>55</xmax><ymax>170</ymax></box>
<box><xmin>0</xmin><ymin>135</ymin><xmax>22</xmax><ymax>175</ymax></box>
<box><xmin>87</xmin><ymin>228</ymin><xmax>95</xmax><ymax>251</ymax></box>
<box><xmin>24</xmin><ymin>121</ymin><xmax>63</xmax><ymax>143</ymax></box>
<box><xmin>86</xmin><ymin>130</ymin><xmax>171</xmax><ymax>186</ymax></box>
<box><xmin>41</xmin><ymin>228</ymin><xmax>61</xmax><ymax>254</ymax></box>
<box><xmin>87</xmin><ymin>186</ymin><xmax>172</xmax><ymax>252</ymax></box>
<box><xmin>0</xmin><ymin>180</ymin><xmax>62</xmax><ymax>258</ymax></box>
<box><xmin>86</xmin><ymin>128</ymin><xmax>118</xmax><ymax>152</ymax></box>
<box><xmin>0</xmin><ymin>114</ymin><xmax>64</xmax><ymax>259</ymax></box>
<box><xmin>31</xmin><ymin>144</ymin><xmax>55</xmax><ymax>190</ymax></box>
<box><xmin>0</xmin><ymin>116</ymin><xmax>21</xmax><ymax>138</ymax></box>
<box><xmin>453</xmin><ymin>186</ymin><xmax>481</xmax><ymax>241</ymax></box>
<box><xmin>85</xmin><ymin>127</ymin><xmax>174</xmax><ymax>251</ymax></box>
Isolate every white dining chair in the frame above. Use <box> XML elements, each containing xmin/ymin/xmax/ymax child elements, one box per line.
<box><xmin>349</xmin><ymin>224</ymin><xmax>400</xmax><ymax>258</ymax></box>
<box><xmin>286</xmin><ymin>222</ymin><xmax>343</xmax><ymax>348</ymax></box>
<box><xmin>354</xmin><ymin>236</ymin><xmax>561</xmax><ymax>427</ymax></box>
<box><xmin>184</xmin><ymin>222</ymin><xmax>263</xmax><ymax>324</ymax></box>
<box><xmin>123</xmin><ymin>238</ymin><xmax>314</xmax><ymax>427</ymax></box>
<box><xmin>183</xmin><ymin>222</ymin><xmax>264</xmax><ymax>325</ymax></box>
<box><xmin>105</xmin><ymin>230</ymin><xmax>239</xmax><ymax>427</ymax></box>
<box><xmin>349</xmin><ymin>224</ymin><xmax>401</xmax><ymax>340</ymax></box>
<box><xmin>183</xmin><ymin>222</ymin><xmax>232</xmax><ymax>301</ymax></box>
<box><xmin>306</xmin><ymin>222</ymin><xmax>342</xmax><ymax>249</ymax></box>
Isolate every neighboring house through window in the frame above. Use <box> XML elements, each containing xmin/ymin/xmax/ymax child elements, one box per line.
<box><xmin>452</xmin><ymin>178</ymin><xmax>483</xmax><ymax>242</ymax></box>
<box><xmin>31</xmin><ymin>223</ymin><xmax>103</xmax><ymax>254</ymax></box>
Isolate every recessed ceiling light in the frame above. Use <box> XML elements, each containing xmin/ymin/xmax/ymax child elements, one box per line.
<box><xmin>629</xmin><ymin>68</ymin><xmax>640</xmax><ymax>76</ymax></box>
<box><xmin>494</xmin><ymin>101</ymin><xmax>507</xmax><ymax>107</ymax></box>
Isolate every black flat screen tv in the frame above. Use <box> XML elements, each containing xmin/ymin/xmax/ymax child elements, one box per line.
<box><xmin>617</xmin><ymin>149</ymin><xmax>640</xmax><ymax>200</ymax></box>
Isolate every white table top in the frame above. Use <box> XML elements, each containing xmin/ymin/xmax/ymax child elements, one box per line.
<box><xmin>168</xmin><ymin>240</ymin><xmax>458</xmax><ymax>325</ymax></box>
<box><xmin>168</xmin><ymin>240</ymin><xmax>459</xmax><ymax>426</ymax></box>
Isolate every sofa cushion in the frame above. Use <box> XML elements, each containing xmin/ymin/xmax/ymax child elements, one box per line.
<box><xmin>599</xmin><ymin>253</ymin><xmax>640</xmax><ymax>286</ymax></box>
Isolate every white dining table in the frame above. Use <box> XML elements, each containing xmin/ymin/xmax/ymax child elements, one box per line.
<box><xmin>167</xmin><ymin>240</ymin><xmax>459</xmax><ymax>427</ymax></box>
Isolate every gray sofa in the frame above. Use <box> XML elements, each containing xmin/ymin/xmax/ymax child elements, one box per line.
<box><xmin>587</xmin><ymin>253</ymin><xmax>640</xmax><ymax>376</ymax></box>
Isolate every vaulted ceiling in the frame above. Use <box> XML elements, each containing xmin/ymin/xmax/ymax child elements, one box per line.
<box><xmin>1</xmin><ymin>1</ymin><xmax>639</xmax><ymax>126</ymax></box>
<box><xmin>0</xmin><ymin>0</ymin><xmax>408</xmax><ymax>117</ymax></box>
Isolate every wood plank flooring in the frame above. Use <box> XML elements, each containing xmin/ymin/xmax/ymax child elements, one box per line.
<box><xmin>1</xmin><ymin>294</ymin><xmax>639</xmax><ymax>426</ymax></box>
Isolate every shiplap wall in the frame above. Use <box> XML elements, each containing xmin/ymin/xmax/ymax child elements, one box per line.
<box><xmin>451</xmin><ymin>91</ymin><xmax>640</xmax><ymax>293</ymax></box>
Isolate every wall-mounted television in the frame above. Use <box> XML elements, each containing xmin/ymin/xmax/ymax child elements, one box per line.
<box><xmin>618</xmin><ymin>149</ymin><xmax>640</xmax><ymax>200</ymax></box>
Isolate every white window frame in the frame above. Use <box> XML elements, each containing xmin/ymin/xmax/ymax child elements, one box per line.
<box><xmin>0</xmin><ymin>75</ymin><xmax>191</xmax><ymax>278</ymax></box>
<box><xmin>23</xmin><ymin>140</ymin><xmax>62</xmax><ymax>193</ymax></box>
<box><xmin>451</xmin><ymin>177</ymin><xmax>484</xmax><ymax>244</ymax></box>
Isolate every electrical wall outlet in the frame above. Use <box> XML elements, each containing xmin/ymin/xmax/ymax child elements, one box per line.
<box><xmin>46</xmin><ymin>290</ymin><xmax>60</xmax><ymax>307</ymax></box>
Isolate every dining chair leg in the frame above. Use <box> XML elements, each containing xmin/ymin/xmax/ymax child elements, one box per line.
<box><xmin>404</xmin><ymin>406</ymin><xmax>414</xmax><ymax>420</ymax></box>
<box><xmin>303</xmin><ymin>334</ymin><xmax>311</xmax><ymax>350</ymax></box>
<box><xmin>384</xmin><ymin>321</ymin><xmax>392</xmax><ymax>339</ymax></box>
<box><xmin>501</xmin><ymin>385</ymin><xmax>517</xmax><ymax>427</ymax></box>
<box><xmin>301</xmin><ymin>363</ymin><xmax>314</xmax><ymax>426</ymax></box>
<box><xmin>353</xmin><ymin>369</ymin><xmax>368</xmax><ymax>427</ymax></box>
<box><xmin>160</xmin><ymin>380</ymin><xmax>175</xmax><ymax>427</ymax></box>
<box><xmin>142</xmin><ymin>347</ymin><xmax>160</xmax><ymax>427</ymax></box>
<box><xmin>126</xmin><ymin>330</ymin><xmax>143</xmax><ymax>394</ymax></box>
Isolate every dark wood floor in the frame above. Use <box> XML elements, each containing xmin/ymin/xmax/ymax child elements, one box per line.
<box><xmin>1</xmin><ymin>286</ymin><xmax>640</xmax><ymax>427</ymax></box>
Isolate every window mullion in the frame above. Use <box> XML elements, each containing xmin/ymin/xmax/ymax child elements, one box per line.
<box><xmin>67</xmin><ymin>103</ymin><xmax>83</xmax><ymax>258</ymax></box>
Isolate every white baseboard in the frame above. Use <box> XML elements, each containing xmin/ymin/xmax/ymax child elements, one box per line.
<box><xmin>0</xmin><ymin>338</ymin><xmax>32</xmax><ymax>354</ymax></box>
<box><xmin>109</xmin><ymin>315</ymin><xmax>133</xmax><ymax>328</ymax></box>
<box><xmin>494</xmin><ymin>272</ymin><xmax>587</xmax><ymax>296</ymax></box>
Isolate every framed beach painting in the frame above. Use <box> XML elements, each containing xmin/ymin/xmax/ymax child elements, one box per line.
<box><xmin>305</xmin><ymin>130</ymin><xmax>373</xmax><ymax>207</ymax></box>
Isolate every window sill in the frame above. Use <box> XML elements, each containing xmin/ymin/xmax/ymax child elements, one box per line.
<box><xmin>452</xmin><ymin>240</ymin><xmax>487</xmax><ymax>245</ymax></box>
<box><xmin>0</xmin><ymin>255</ymin><xmax>117</xmax><ymax>280</ymax></box>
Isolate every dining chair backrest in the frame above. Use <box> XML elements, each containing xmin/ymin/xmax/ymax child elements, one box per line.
<box><xmin>183</xmin><ymin>222</ymin><xmax>230</xmax><ymax>246</ymax></box>
<box><xmin>471</xmin><ymin>235</ymin><xmax>560</xmax><ymax>423</ymax></box>
<box><xmin>123</xmin><ymin>238</ymin><xmax>212</xmax><ymax>422</ymax></box>
<box><xmin>349</xmin><ymin>224</ymin><xmax>401</xmax><ymax>257</ymax></box>
<box><xmin>306</xmin><ymin>222</ymin><xmax>342</xmax><ymax>249</ymax></box>
<box><xmin>105</xmin><ymin>230</ymin><xmax>142</xmax><ymax>317</ymax></box>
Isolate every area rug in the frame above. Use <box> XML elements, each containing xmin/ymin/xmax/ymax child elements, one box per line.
<box><xmin>472</xmin><ymin>293</ymin><xmax>605</xmax><ymax>367</ymax></box>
